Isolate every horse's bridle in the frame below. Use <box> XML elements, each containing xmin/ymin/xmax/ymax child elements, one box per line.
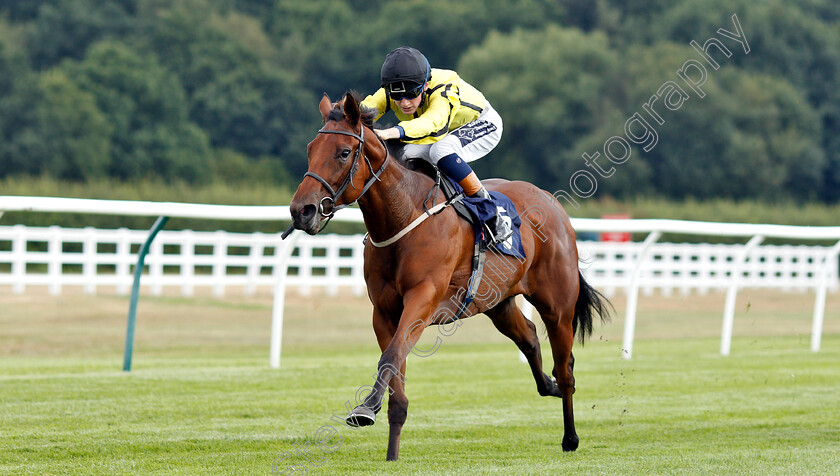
<box><xmin>303</xmin><ymin>123</ymin><xmax>389</xmax><ymax>231</ymax></box>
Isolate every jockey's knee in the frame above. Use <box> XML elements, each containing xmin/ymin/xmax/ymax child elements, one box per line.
<box><xmin>429</xmin><ymin>138</ymin><xmax>462</xmax><ymax>165</ymax></box>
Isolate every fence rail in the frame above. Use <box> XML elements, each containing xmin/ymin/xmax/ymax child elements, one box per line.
<box><xmin>1</xmin><ymin>225</ymin><xmax>836</xmax><ymax>297</ymax></box>
<box><xmin>580</xmin><ymin>241</ymin><xmax>838</xmax><ymax>296</ymax></box>
<box><xmin>2</xmin><ymin>195</ymin><xmax>839</xmax><ymax>365</ymax></box>
<box><xmin>0</xmin><ymin>225</ymin><xmax>368</xmax><ymax>297</ymax></box>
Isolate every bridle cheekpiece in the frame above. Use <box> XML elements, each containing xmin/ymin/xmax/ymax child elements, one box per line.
<box><xmin>303</xmin><ymin>122</ymin><xmax>389</xmax><ymax>232</ymax></box>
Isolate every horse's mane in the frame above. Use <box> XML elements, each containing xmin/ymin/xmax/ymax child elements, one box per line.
<box><xmin>325</xmin><ymin>90</ymin><xmax>378</xmax><ymax>128</ymax></box>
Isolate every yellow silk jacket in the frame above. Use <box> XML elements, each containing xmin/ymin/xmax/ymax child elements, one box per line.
<box><xmin>361</xmin><ymin>68</ymin><xmax>488</xmax><ymax>144</ymax></box>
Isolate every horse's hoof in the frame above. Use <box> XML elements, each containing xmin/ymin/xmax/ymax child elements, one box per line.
<box><xmin>562</xmin><ymin>434</ymin><xmax>579</xmax><ymax>452</ymax></box>
<box><xmin>538</xmin><ymin>374</ymin><xmax>560</xmax><ymax>397</ymax></box>
<box><xmin>346</xmin><ymin>406</ymin><xmax>376</xmax><ymax>427</ymax></box>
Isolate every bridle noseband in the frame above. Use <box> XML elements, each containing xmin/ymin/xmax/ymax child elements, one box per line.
<box><xmin>303</xmin><ymin>122</ymin><xmax>389</xmax><ymax>231</ymax></box>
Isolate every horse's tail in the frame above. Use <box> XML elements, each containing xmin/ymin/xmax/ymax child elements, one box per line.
<box><xmin>573</xmin><ymin>271</ymin><xmax>613</xmax><ymax>344</ymax></box>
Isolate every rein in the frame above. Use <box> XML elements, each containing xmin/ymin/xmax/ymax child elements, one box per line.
<box><xmin>304</xmin><ymin>123</ymin><xmax>389</xmax><ymax>232</ymax></box>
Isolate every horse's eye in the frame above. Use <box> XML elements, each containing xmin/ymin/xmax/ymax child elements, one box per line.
<box><xmin>339</xmin><ymin>148</ymin><xmax>351</xmax><ymax>160</ymax></box>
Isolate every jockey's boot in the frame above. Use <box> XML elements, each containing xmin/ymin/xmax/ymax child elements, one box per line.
<box><xmin>437</xmin><ymin>153</ymin><xmax>513</xmax><ymax>244</ymax></box>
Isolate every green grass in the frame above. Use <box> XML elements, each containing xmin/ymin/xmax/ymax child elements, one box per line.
<box><xmin>2</xmin><ymin>339</ymin><xmax>838</xmax><ymax>475</ymax></box>
<box><xmin>1</xmin><ymin>291</ymin><xmax>839</xmax><ymax>475</ymax></box>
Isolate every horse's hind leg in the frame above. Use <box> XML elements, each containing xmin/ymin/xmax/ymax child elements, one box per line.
<box><xmin>528</xmin><ymin>280</ymin><xmax>579</xmax><ymax>451</ymax></box>
<box><xmin>530</xmin><ymin>294</ymin><xmax>580</xmax><ymax>452</ymax></box>
<box><xmin>485</xmin><ymin>296</ymin><xmax>558</xmax><ymax>397</ymax></box>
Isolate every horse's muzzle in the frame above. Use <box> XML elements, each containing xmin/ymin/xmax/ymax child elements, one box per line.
<box><xmin>290</xmin><ymin>203</ymin><xmax>321</xmax><ymax>235</ymax></box>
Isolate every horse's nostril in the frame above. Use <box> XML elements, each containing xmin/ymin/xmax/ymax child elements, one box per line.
<box><xmin>301</xmin><ymin>204</ymin><xmax>317</xmax><ymax>220</ymax></box>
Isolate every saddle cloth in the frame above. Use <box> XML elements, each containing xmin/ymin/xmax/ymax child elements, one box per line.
<box><xmin>440</xmin><ymin>176</ymin><xmax>526</xmax><ymax>260</ymax></box>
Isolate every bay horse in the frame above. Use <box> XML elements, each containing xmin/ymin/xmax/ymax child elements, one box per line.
<box><xmin>289</xmin><ymin>92</ymin><xmax>610</xmax><ymax>461</ymax></box>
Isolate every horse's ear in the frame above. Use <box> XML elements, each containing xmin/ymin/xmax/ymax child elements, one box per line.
<box><xmin>319</xmin><ymin>93</ymin><xmax>332</xmax><ymax>122</ymax></box>
<box><xmin>343</xmin><ymin>91</ymin><xmax>360</xmax><ymax>127</ymax></box>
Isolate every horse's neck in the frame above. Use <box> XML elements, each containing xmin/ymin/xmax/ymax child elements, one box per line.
<box><xmin>357</xmin><ymin>151</ymin><xmax>434</xmax><ymax>243</ymax></box>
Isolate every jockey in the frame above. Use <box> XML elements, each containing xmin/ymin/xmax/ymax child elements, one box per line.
<box><xmin>361</xmin><ymin>46</ymin><xmax>512</xmax><ymax>244</ymax></box>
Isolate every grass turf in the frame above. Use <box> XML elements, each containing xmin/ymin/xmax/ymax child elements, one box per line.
<box><xmin>1</xmin><ymin>290</ymin><xmax>838</xmax><ymax>475</ymax></box>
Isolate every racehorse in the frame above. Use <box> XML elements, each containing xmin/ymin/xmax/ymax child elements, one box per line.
<box><xmin>289</xmin><ymin>92</ymin><xmax>611</xmax><ymax>461</ymax></box>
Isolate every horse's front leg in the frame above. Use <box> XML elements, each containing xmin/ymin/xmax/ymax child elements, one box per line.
<box><xmin>384</xmin><ymin>359</ymin><xmax>408</xmax><ymax>461</ymax></box>
<box><xmin>367</xmin><ymin>305</ymin><xmax>409</xmax><ymax>461</ymax></box>
<box><xmin>346</xmin><ymin>281</ymin><xmax>440</xmax><ymax>432</ymax></box>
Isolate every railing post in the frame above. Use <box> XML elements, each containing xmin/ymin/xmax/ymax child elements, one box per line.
<box><xmin>212</xmin><ymin>230</ymin><xmax>227</xmax><ymax>298</ymax></box>
<box><xmin>270</xmin><ymin>230</ymin><xmax>302</xmax><ymax>369</ymax></box>
<box><xmin>245</xmin><ymin>232</ymin><xmax>265</xmax><ymax>297</ymax></box>
<box><xmin>83</xmin><ymin>227</ymin><xmax>97</xmax><ymax>295</ymax></box>
<box><xmin>11</xmin><ymin>224</ymin><xmax>26</xmax><ymax>294</ymax></box>
<box><xmin>47</xmin><ymin>226</ymin><xmax>62</xmax><ymax>296</ymax></box>
<box><xmin>123</xmin><ymin>216</ymin><xmax>170</xmax><ymax>372</ymax></box>
<box><xmin>116</xmin><ymin>228</ymin><xmax>131</xmax><ymax>295</ymax></box>
<box><xmin>720</xmin><ymin>234</ymin><xmax>764</xmax><ymax>356</ymax></box>
<box><xmin>622</xmin><ymin>231</ymin><xmax>661</xmax><ymax>359</ymax></box>
<box><xmin>149</xmin><ymin>232</ymin><xmax>165</xmax><ymax>296</ymax></box>
<box><xmin>811</xmin><ymin>239</ymin><xmax>840</xmax><ymax>352</ymax></box>
<box><xmin>326</xmin><ymin>235</ymin><xmax>339</xmax><ymax>297</ymax></box>
<box><xmin>181</xmin><ymin>230</ymin><xmax>195</xmax><ymax>297</ymax></box>
<box><xmin>298</xmin><ymin>239</ymin><xmax>312</xmax><ymax>297</ymax></box>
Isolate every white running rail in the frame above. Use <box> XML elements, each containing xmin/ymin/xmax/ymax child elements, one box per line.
<box><xmin>1</xmin><ymin>196</ymin><xmax>838</xmax><ymax>363</ymax></box>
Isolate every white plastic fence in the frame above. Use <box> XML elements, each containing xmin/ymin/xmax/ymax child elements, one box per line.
<box><xmin>1</xmin><ymin>225</ymin><xmax>835</xmax><ymax>298</ymax></box>
<box><xmin>2</xmin><ymin>196</ymin><xmax>839</xmax><ymax>364</ymax></box>
<box><xmin>579</xmin><ymin>241</ymin><xmax>838</xmax><ymax>296</ymax></box>
<box><xmin>0</xmin><ymin>225</ymin><xmax>367</xmax><ymax>297</ymax></box>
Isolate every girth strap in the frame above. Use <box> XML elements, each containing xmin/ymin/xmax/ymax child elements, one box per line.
<box><xmin>367</xmin><ymin>195</ymin><xmax>461</xmax><ymax>247</ymax></box>
<box><xmin>452</xmin><ymin>234</ymin><xmax>488</xmax><ymax>320</ymax></box>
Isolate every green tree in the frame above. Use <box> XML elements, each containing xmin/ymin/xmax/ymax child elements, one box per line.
<box><xmin>0</xmin><ymin>29</ymin><xmax>22</xmax><ymax>105</ymax></box>
<box><xmin>618</xmin><ymin>42</ymin><xmax>824</xmax><ymax>201</ymax></box>
<box><xmin>0</xmin><ymin>0</ymin><xmax>55</xmax><ymax>21</ymax></box>
<box><xmin>263</xmin><ymin>0</ymin><xmax>566</xmax><ymax>97</ymax></box>
<box><xmin>24</xmin><ymin>0</ymin><xmax>139</xmax><ymax>70</ymax></box>
<box><xmin>265</xmin><ymin>0</ymin><xmax>377</xmax><ymax>95</ymax></box>
<box><xmin>34</xmin><ymin>70</ymin><xmax>113</xmax><ymax>180</ymax></box>
<box><xmin>722</xmin><ymin>72</ymin><xmax>825</xmax><ymax>201</ymax></box>
<box><xmin>652</xmin><ymin>0</ymin><xmax>840</xmax><ymax>201</ymax></box>
<box><xmin>458</xmin><ymin>25</ymin><xmax>621</xmax><ymax>189</ymax></box>
<box><xmin>374</xmin><ymin>0</ymin><xmax>565</xmax><ymax>70</ymax></box>
<box><xmin>61</xmin><ymin>41</ymin><xmax>212</xmax><ymax>183</ymax></box>
<box><xmin>0</xmin><ymin>29</ymin><xmax>42</xmax><ymax>178</ymax></box>
<box><xmin>143</xmin><ymin>0</ymin><xmax>316</xmax><ymax>178</ymax></box>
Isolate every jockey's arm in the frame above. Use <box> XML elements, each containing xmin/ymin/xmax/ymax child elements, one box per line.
<box><xmin>374</xmin><ymin>127</ymin><xmax>401</xmax><ymax>141</ymax></box>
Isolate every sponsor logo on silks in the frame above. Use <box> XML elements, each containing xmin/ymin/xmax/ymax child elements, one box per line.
<box><xmin>455</xmin><ymin>127</ymin><xmax>476</xmax><ymax>141</ymax></box>
<box><xmin>454</xmin><ymin>121</ymin><xmax>497</xmax><ymax>146</ymax></box>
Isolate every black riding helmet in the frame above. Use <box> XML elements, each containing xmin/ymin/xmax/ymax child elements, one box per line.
<box><xmin>380</xmin><ymin>46</ymin><xmax>431</xmax><ymax>99</ymax></box>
